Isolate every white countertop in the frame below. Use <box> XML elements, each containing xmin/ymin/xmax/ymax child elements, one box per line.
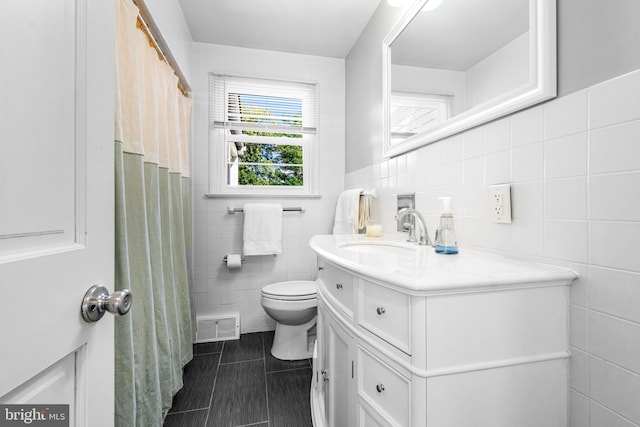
<box><xmin>309</xmin><ymin>234</ymin><xmax>577</xmax><ymax>294</ymax></box>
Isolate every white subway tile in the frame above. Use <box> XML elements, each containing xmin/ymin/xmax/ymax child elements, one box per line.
<box><xmin>590</xmin><ymin>69</ymin><xmax>640</xmax><ymax>130</ymax></box>
<box><xmin>544</xmin><ymin>132</ymin><xmax>588</xmax><ymax>179</ymax></box>
<box><xmin>380</xmin><ymin>159</ymin><xmax>389</xmax><ymax>178</ymax></box>
<box><xmin>484</xmin><ymin>221</ymin><xmax>511</xmax><ymax>252</ymax></box>
<box><xmin>512</xmin><ymin>105</ymin><xmax>544</xmax><ymax>147</ymax></box>
<box><xmin>545</xmin><ymin>89</ymin><xmax>588</xmax><ymax>139</ymax></box>
<box><xmin>483</xmin><ymin>118</ymin><xmax>511</xmax><ymax>153</ymax></box>
<box><xmin>463</xmin><ymin>157</ymin><xmax>484</xmax><ymax>188</ymax></box>
<box><xmin>463</xmin><ymin>127</ymin><xmax>484</xmax><ymax>159</ymax></box>
<box><xmin>512</xmin><ymin>142</ymin><xmax>544</xmax><ymax>182</ymax></box>
<box><xmin>570</xmin><ymin>347</ymin><xmax>589</xmax><ymax>394</ymax></box>
<box><xmin>484</xmin><ymin>151</ymin><xmax>511</xmax><ymax>185</ymax></box>
<box><xmin>511</xmin><ymin>181</ymin><xmax>544</xmax><ymax>219</ymax></box>
<box><xmin>590</xmin><ymin>266</ymin><xmax>640</xmax><ymax>324</ymax></box>
<box><xmin>591</xmin><ymin>400</ymin><xmax>639</xmax><ymax>427</ymax></box>
<box><xmin>429</xmin><ymin>165</ymin><xmax>446</xmax><ymax>191</ymax></box>
<box><xmin>396</xmin><ymin>154</ymin><xmax>407</xmax><ymax>175</ymax></box>
<box><xmin>554</xmin><ymin>260</ymin><xmax>588</xmax><ymax>307</ymax></box>
<box><xmin>445</xmin><ymin>134</ymin><xmax>465</xmax><ymax>163</ymax></box>
<box><xmin>457</xmin><ymin>217</ymin><xmax>488</xmax><ymax>247</ymax></box>
<box><xmin>458</xmin><ymin>188</ymin><xmax>488</xmax><ymax>217</ymax></box>
<box><xmin>394</xmin><ymin>172</ymin><xmax>407</xmax><ymax>193</ymax></box>
<box><xmin>416</xmin><ymin>146</ymin><xmax>430</xmax><ymax>171</ymax></box>
<box><xmin>590</xmin><ymin>172</ymin><xmax>640</xmax><ymax>221</ymax></box>
<box><xmin>590</xmin><ymin>120</ymin><xmax>640</xmax><ymax>174</ymax></box>
<box><xmin>590</xmin><ymin>311</ymin><xmax>640</xmax><ymax>374</ymax></box>
<box><xmin>569</xmin><ymin>391</ymin><xmax>589</xmax><ymax>427</ymax></box>
<box><xmin>509</xmin><ymin>219</ymin><xmax>544</xmax><ymax>257</ymax></box>
<box><xmin>389</xmin><ymin>157</ymin><xmax>397</xmax><ymax>177</ymax></box>
<box><xmin>406</xmin><ymin>150</ymin><xmax>418</xmax><ymax>173</ymax></box>
<box><xmin>590</xmin><ymin>356</ymin><xmax>640</xmax><ymax>424</ymax></box>
<box><xmin>590</xmin><ymin>221</ymin><xmax>640</xmax><ymax>271</ymax></box>
<box><xmin>570</xmin><ymin>305</ymin><xmax>588</xmax><ymax>351</ymax></box>
<box><xmin>445</xmin><ymin>161</ymin><xmax>464</xmax><ymax>191</ymax></box>
<box><xmin>427</xmin><ymin>142</ymin><xmax>447</xmax><ymax>167</ymax></box>
<box><xmin>545</xmin><ymin>220</ymin><xmax>588</xmax><ymax>263</ymax></box>
<box><xmin>545</xmin><ymin>177</ymin><xmax>587</xmax><ymax>219</ymax></box>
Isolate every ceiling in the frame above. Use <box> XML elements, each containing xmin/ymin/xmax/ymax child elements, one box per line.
<box><xmin>178</xmin><ymin>0</ymin><xmax>383</xmax><ymax>58</ymax></box>
<box><xmin>392</xmin><ymin>0</ymin><xmax>529</xmax><ymax>70</ymax></box>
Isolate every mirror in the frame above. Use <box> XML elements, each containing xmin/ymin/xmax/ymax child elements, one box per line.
<box><xmin>383</xmin><ymin>0</ymin><xmax>556</xmax><ymax>157</ymax></box>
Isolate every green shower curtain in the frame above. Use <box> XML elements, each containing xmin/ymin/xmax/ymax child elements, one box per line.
<box><xmin>113</xmin><ymin>0</ymin><xmax>194</xmax><ymax>425</ymax></box>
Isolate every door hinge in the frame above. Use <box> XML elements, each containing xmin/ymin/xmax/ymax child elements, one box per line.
<box><xmin>351</xmin><ymin>360</ymin><xmax>354</xmax><ymax>379</ymax></box>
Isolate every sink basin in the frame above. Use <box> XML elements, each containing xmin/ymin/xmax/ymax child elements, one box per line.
<box><xmin>338</xmin><ymin>240</ymin><xmax>419</xmax><ymax>256</ymax></box>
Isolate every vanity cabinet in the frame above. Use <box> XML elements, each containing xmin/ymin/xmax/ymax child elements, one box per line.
<box><xmin>309</xmin><ymin>237</ymin><xmax>576</xmax><ymax>427</ymax></box>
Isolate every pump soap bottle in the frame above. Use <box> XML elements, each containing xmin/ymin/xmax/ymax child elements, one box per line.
<box><xmin>434</xmin><ymin>197</ymin><xmax>458</xmax><ymax>254</ymax></box>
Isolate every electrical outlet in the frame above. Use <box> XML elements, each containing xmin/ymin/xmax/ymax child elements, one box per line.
<box><xmin>490</xmin><ymin>184</ymin><xmax>512</xmax><ymax>223</ymax></box>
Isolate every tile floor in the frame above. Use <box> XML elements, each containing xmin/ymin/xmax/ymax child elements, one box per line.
<box><xmin>163</xmin><ymin>331</ymin><xmax>313</xmax><ymax>427</ymax></box>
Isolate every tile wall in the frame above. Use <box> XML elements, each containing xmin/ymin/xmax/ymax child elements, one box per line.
<box><xmin>345</xmin><ymin>69</ymin><xmax>640</xmax><ymax>427</ymax></box>
<box><xmin>190</xmin><ymin>43</ymin><xmax>346</xmax><ymax>333</ymax></box>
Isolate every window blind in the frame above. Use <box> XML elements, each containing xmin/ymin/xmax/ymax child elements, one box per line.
<box><xmin>210</xmin><ymin>74</ymin><xmax>317</xmax><ymax>134</ymax></box>
<box><xmin>391</xmin><ymin>91</ymin><xmax>453</xmax><ymax>137</ymax></box>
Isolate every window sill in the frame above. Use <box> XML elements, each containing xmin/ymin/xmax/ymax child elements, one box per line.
<box><xmin>205</xmin><ymin>192</ymin><xmax>322</xmax><ymax>199</ymax></box>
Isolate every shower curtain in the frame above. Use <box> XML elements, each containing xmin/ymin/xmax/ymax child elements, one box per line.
<box><xmin>114</xmin><ymin>0</ymin><xmax>194</xmax><ymax>425</ymax></box>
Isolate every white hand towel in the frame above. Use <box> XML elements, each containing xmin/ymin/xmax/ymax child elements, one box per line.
<box><xmin>332</xmin><ymin>188</ymin><xmax>364</xmax><ymax>234</ymax></box>
<box><xmin>243</xmin><ymin>203</ymin><xmax>283</xmax><ymax>255</ymax></box>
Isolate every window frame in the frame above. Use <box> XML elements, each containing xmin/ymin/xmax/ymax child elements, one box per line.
<box><xmin>207</xmin><ymin>73</ymin><xmax>320</xmax><ymax>198</ymax></box>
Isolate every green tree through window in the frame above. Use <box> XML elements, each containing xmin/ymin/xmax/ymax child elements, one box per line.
<box><xmin>233</xmin><ymin>95</ymin><xmax>304</xmax><ymax>186</ymax></box>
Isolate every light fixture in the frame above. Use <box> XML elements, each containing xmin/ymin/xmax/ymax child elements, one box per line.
<box><xmin>386</xmin><ymin>0</ymin><xmax>443</xmax><ymax>11</ymax></box>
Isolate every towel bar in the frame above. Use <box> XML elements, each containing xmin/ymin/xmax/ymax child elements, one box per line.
<box><xmin>227</xmin><ymin>206</ymin><xmax>305</xmax><ymax>214</ymax></box>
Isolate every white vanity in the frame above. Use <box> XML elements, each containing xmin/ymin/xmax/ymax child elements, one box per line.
<box><xmin>309</xmin><ymin>234</ymin><xmax>576</xmax><ymax>427</ymax></box>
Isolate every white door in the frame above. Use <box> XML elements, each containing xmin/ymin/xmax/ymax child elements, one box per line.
<box><xmin>0</xmin><ymin>0</ymin><xmax>115</xmax><ymax>426</ymax></box>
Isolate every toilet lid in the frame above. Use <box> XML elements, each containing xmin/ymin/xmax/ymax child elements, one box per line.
<box><xmin>262</xmin><ymin>280</ymin><xmax>317</xmax><ymax>301</ymax></box>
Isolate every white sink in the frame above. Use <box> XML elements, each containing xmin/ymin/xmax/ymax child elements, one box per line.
<box><xmin>338</xmin><ymin>240</ymin><xmax>419</xmax><ymax>256</ymax></box>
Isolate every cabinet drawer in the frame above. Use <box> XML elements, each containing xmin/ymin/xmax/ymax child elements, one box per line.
<box><xmin>359</xmin><ymin>280</ymin><xmax>410</xmax><ymax>353</ymax></box>
<box><xmin>358</xmin><ymin>346</ymin><xmax>410</xmax><ymax>427</ymax></box>
<box><xmin>319</xmin><ymin>262</ymin><xmax>354</xmax><ymax>317</ymax></box>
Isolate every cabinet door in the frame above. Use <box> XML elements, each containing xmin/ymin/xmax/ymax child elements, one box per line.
<box><xmin>312</xmin><ymin>307</ymin><xmax>328</xmax><ymax>426</ymax></box>
<box><xmin>326</xmin><ymin>314</ymin><xmax>356</xmax><ymax>427</ymax></box>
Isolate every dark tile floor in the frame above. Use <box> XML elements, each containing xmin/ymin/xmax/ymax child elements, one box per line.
<box><xmin>163</xmin><ymin>331</ymin><xmax>313</xmax><ymax>427</ymax></box>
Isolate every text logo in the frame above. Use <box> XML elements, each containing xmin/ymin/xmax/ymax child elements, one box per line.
<box><xmin>0</xmin><ymin>405</ymin><xmax>69</xmax><ymax>427</ymax></box>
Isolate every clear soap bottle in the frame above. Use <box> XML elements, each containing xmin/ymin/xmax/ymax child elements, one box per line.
<box><xmin>434</xmin><ymin>197</ymin><xmax>458</xmax><ymax>254</ymax></box>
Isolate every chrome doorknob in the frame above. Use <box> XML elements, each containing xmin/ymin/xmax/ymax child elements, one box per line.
<box><xmin>81</xmin><ymin>285</ymin><xmax>132</xmax><ymax>323</ymax></box>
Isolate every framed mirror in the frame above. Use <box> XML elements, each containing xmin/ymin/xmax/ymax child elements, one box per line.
<box><xmin>383</xmin><ymin>0</ymin><xmax>556</xmax><ymax>157</ymax></box>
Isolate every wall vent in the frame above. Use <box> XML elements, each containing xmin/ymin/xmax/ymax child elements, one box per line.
<box><xmin>196</xmin><ymin>313</ymin><xmax>240</xmax><ymax>343</ymax></box>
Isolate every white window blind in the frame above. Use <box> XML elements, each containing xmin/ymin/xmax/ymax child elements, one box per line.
<box><xmin>210</xmin><ymin>74</ymin><xmax>317</xmax><ymax>134</ymax></box>
<box><xmin>390</xmin><ymin>91</ymin><xmax>453</xmax><ymax>140</ymax></box>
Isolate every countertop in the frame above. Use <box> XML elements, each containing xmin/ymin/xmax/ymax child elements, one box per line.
<box><xmin>309</xmin><ymin>234</ymin><xmax>577</xmax><ymax>294</ymax></box>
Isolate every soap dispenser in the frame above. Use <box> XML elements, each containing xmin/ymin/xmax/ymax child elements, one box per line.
<box><xmin>434</xmin><ymin>197</ymin><xmax>458</xmax><ymax>254</ymax></box>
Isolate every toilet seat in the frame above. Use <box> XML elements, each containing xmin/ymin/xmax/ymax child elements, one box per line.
<box><xmin>261</xmin><ymin>280</ymin><xmax>317</xmax><ymax>301</ymax></box>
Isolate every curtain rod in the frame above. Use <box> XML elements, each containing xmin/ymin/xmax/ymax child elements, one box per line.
<box><xmin>133</xmin><ymin>0</ymin><xmax>192</xmax><ymax>96</ymax></box>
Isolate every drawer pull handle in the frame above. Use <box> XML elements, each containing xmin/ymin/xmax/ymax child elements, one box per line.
<box><xmin>376</xmin><ymin>307</ymin><xmax>386</xmax><ymax>315</ymax></box>
<box><xmin>318</xmin><ymin>266</ymin><xmax>324</xmax><ymax>271</ymax></box>
<box><xmin>336</xmin><ymin>282</ymin><xmax>343</xmax><ymax>290</ymax></box>
<box><xmin>376</xmin><ymin>383</ymin><xmax>385</xmax><ymax>393</ymax></box>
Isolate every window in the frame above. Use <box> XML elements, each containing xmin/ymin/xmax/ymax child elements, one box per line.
<box><xmin>208</xmin><ymin>74</ymin><xmax>318</xmax><ymax>197</ymax></box>
<box><xmin>390</xmin><ymin>91</ymin><xmax>452</xmax><ymax>145</ymax></box>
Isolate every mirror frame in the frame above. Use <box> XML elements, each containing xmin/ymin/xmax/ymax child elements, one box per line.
<box><xmin>383</xmin><ymin>0</ymin><xmax>556</xmax><ymax>158</ymax></box>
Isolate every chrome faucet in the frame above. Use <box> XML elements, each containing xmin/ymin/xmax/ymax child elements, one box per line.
<box><xmin>397</xmin><ymin>208</ymin><xmax>432</xmax><ymax>246</ymax></box>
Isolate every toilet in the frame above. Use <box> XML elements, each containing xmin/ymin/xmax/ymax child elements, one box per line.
<box><xmin>261</xmin><ymin>280</ymin><xmax>317</xmax><ymax>360</ymax></box>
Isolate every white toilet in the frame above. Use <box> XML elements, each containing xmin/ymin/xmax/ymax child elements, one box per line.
<box><xmin>261</xmin><ymin>280</ymin><xmax>317</xmax><ymax>360</ymax></box>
